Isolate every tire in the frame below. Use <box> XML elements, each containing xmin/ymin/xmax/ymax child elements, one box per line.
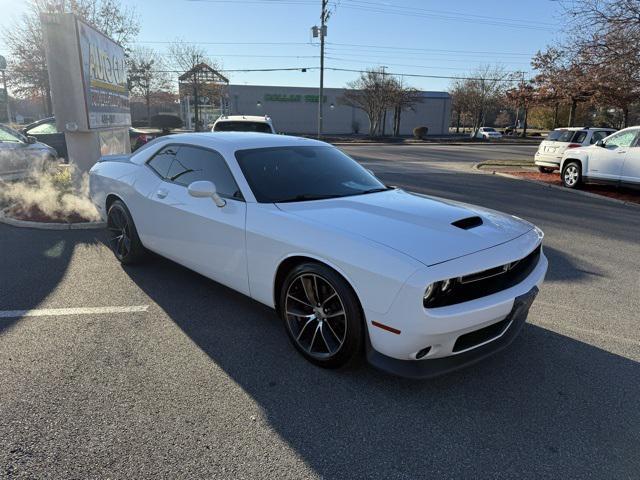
<box><xmin>538</xmin><ymin>166</ymin><xmax>555</xmax><ymax>174</ymax></box>
<box><xmin>562</xmin><ymin>161</ymin><xmax>582</xmax><ymax>189</ymax></box>
<box><xmin>279</xmin><ymin>262</ymin><xmax>363</xmax><ymax>369</ymax></box>
<box><xmin>107</xmin><ymin>200</ymin><xmax>145</xmax><ymax>264</ymax></box>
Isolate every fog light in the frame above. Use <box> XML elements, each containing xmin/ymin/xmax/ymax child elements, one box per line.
<box><xmin>416</xmin><ymin>346</ymin><xmax>431</xmax><ymax>359</ymax></box>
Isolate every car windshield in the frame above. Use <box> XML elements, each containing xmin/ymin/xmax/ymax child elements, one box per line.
<box><xmin>214</xmin><ymin>121</ymin><xmax>273</xmax><ymax>133</ymax></box>
<box><xmin>0</xmin><ymin>125</ymin><xmax>24</xmax><ymax>143</ymax></box>
<box><xmin>547</xmin><ymin>130</ymin><xmax>576</xmax><ymax>142</ymax></box>
<box><xmin>235</xmin><ymin>145</ymin><xmax>388</xmax><ymax>203</ymax></box>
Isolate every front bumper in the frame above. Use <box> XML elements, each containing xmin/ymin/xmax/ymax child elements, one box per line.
<box><xmin>366</xmin><ymin>286</ymin><xmax>538</xmax><ymax>379</ymax></box>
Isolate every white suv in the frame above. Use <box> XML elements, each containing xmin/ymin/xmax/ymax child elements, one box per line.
<box><xmin>212</xmin><ymin>115</ymin><xmax>276</xmax><ymax>134</ymax></box>
<box><xmin>560</xmin><ymin>126</ymin><xmax>640</xmax><ymax>189</ymax></box>
<box><xmin>535</xmin><ymin>127</ymin><xmax>616</xmax><ymax>173</ymax></box>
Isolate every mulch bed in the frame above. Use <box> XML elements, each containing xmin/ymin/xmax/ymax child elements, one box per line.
<box><xmin>5</xmin><ymin>205</ymin><xmax>92</xmax><ymax>224</ymax></box>
<box><xmin>504</xmin><ymin>171</ymin><xmax>640</xmax><ymax>205</ymax></box>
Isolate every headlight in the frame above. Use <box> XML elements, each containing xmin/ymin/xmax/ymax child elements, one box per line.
<box><xmin>423</xmin><ymin>283</ymin><xmax>436</xmax><ymax>303</ymax></box>
<box><xmin>423</xmin><ymin>278</ymin><xmax>458</xmax><ymax>308</ymax></box>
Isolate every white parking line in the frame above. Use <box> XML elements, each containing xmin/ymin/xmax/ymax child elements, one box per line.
<box><xmin>0</xmin><ymin>305</ymin><xmax>149</xmax><ymax>319</ymax></box>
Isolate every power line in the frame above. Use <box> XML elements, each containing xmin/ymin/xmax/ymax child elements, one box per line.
<box><xmin>3</xmin><ymin>65</ymin><xmax>523</xmax><ymax>81</ymax></box>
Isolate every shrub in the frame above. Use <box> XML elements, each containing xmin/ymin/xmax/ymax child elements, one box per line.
<box><xmin>413</xmin><ymin>126</ymin><xmax>429</xmax><ymax>140</ymax></box>
<box><xmin>149</xmin><ymin>114</ymin><xmax>183</xmax><ymax>131</ymax></box>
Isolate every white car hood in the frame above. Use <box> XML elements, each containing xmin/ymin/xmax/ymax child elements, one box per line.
<box><xmin>276</xmin><ymin>189</ymin><xmax>533</xmax><ymax>266</ymax></box>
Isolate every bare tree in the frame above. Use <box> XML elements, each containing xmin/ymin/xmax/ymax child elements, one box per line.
<box><xmin>505</xmin><ymin>80</ymin><xmax>537</xmax><ymax>137</ymax></box>
<box><xmin>341</xmin><ymin>69</ymin><xmax>397</xmax><ymax>137</ymax></box>
<box><xmin>449</xmin><ymin>81</ymin><xmax>474</xmax><ymax>133</ymax></box>
<box><xmin>1</xmin><ymin>0</ymin><xmax>139</xmax><ymax>115</ymax></box>
<box><xmin>390</xmin><ymin>80</ymin><xmax>422</xmax><ymax>137</ymax></box>
<box><xmin>128</xmin><ymin>47</ymin><xmax>172</xmax><ymax>123</ymax></box>
<box><xmin>168</xmin><ymin>41</ymin><xmax>225</xmax><ymax>131</ymax></box>
<box><xmin>449</xmin><ymin>65</ymin><xmax>508</xmax><ymax>138</ymax></box>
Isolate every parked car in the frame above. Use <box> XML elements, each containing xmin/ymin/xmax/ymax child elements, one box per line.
<box><xmin>212</xmin><ymin>115</ymin><xmax>276</xmax><ymax>134</ymax></box>
<box><xmin>0</xmin><ymin>124</ymin><xmax>58</xmax><ymax>181</ymax></box>
<box><xmin>473</xmin><ymin>127</ymin><xmax>503</xmax><ymax>140</ymax></box>
<box><xmin>21</xmin><ymin>117</ymin><xmax>153</xmax><ymax>159</ymax></box>
<box><xmin>560</xmin><ymin>126</ymin><xmax>640</xmax><ymax>189</ymax></box>
<box><xmin>89</xmin><ymin>132</ymin><xmax>547</xmax><ymax>378</ymax></box>
<box><xmin>535</xmin><ymin>127</ymin><xmax>616</xmax><ymax>173</ymax></box>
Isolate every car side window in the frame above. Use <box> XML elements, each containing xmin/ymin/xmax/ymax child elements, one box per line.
<box><xmin>27</xmin><ymin>122</ymin><xmax>58</xmax><ymax>134</ymax></box>
<box><xmin>168</xmin><ymin>146</ymin><xmax>242</xmax><ymax>200</ymax></box>
<box><xmin>590</xmin><ymin>131</ymin><xmax>609</xmax><ymax>144</ymax></box>
<box><xmin>147</xmin><ymin>146</ymin><xmax>176</xmax><ymax>178</ymax></box>
<box><xmin>572</xmin><ymin>131</ymin><xmax>587</xmax><ymax>144</ymax></box>
<box><xmin>605</xmin><ymin>130</ymin><xmax>638</xmax><ymax>149</ymax></box>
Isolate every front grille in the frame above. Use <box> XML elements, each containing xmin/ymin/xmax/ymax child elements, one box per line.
<box><xmin>425</xmin><ymin>245</ymin><xmax>541</xmax><ymax>308</ymax></box>
<box><xmin>452</xmin><ymin>318</ymin><xmax>511</xmax><ymax>352</ymax></box>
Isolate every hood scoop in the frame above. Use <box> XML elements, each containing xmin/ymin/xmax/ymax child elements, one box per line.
<box><xmin>451</xmin><ymin>216</ymin><xmax>483</xmax><ymax>230</ymax></box>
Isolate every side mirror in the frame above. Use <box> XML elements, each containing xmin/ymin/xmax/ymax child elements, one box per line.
<box><xmin>187</xmin><ymin>180</ymin><xmax>226</xmax><ymax>207</ymax></box>
<box><xmin>27</xmin><ymin>136</ymin><xmax>37</xmax><ymax>144</ymax></box>
<box><xmin>595</xmin><ymin>139</ymin><xmax>604</xmax><ymax>147</ymax></box>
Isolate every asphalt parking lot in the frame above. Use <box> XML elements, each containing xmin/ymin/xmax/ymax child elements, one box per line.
<box><xmin>1</xmin><ymin>144</ymin><xmax>639</xmax><ymax>479</ymax></box>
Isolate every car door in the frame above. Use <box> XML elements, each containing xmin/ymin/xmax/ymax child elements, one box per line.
<box><xmin>24</xmin><ymin>120</ymin><xmax>67</xmax><ymax>159</ymax></box>
<box><xmin>144</xmin><ymin>144</ymin><xmax>250</xmax><ymax>295</ymax></box>
<box><xmin>620</xmin><ymin>134</ymin><xmax>640</xmax><ymax>185</ymax></box>
<box><xmin>0</xmin><ymin>127</ymin><xmax>30</xmax><ymax>177</ymax></box>
<box><xmin>587</xmin><ymin>129</ymin><xmax>639</xmax><ymax>181</ymax></box>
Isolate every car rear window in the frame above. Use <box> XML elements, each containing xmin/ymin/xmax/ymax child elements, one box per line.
<box><xmin>547</xmin><ymin>130</ymin><xmax>577</xmax><ymax>142</ymax></box>
<box><xmin>214</xmin><ymin>121</ymin><xmax>272</xmax><ymax>133</ymax></box>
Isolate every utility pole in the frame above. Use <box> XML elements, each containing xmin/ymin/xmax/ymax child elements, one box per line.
<box><xmin>317</xmin><ymin>0</ymin><xmax>329</xmax><ymax>139</ymax></box>
<box><xmin>380</xmin><ymin>65</ymin><xmax>388</xmax><ymax>136</ymax></box>
<box><xmin>0</xmin><ymin>55</ymin><xmax>10</xmax><ymax>123</ymax></box>
<box><xmin>193</xmin><ymin>70</ymin><xmax>200</xmax><ymax>131</ymax></box>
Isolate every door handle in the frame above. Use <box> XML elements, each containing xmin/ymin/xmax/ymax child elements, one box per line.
<box><xmin>156</xmin><ymin>188</ymin><xmax>168</xmax><ymax>199</ymax></box>
<box><xmin>617</xmin><ymin>150</ymin><xmax>627</xmax><ymax>154</ymax></box>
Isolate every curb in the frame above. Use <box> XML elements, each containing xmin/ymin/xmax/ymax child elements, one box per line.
<box><xmin>472</xmin><ymin>165</ymin><xmax>640</xmax><ymax>209</ymax></box>
<box><xmin>0</xmin><ymin>211</ymin><xmax>106</xmax><ymax>230</ymax></box>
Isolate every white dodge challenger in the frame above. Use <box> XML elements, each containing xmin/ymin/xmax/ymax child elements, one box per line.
<box><xmin>89</xmin><ymin>133</ymin><xmax>547</xmax><ymax>378</ymax></box>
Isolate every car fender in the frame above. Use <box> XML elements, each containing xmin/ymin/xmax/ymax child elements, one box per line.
<box><xmin>245</xmin><ymin>203</ymin><xmax>423</xmax><ymax>315</ymax></box>
<box><xmin>560</xmin><ymin>149</ymin><xmax>589</xmax><ymax>172</ymax></box>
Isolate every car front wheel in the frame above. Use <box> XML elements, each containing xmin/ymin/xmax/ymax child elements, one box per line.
<box><xmin>107</xmin><ymin>200</ymin><xmax>145</xmax><ymax>264</ymax></box>
<box><xmin>280</xmin><ymin>263</ymin><xmax>363</xmax><ymax>369</ymax></box>
<box><xmin>562</xmin><ymin>162</ymin><xmax>582</xmax><ymax>188</ymax></box>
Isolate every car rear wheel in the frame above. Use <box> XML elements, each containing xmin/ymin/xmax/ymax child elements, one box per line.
<box><xmin>280</xmin><ymin>263</ymin><xmax>363</xmax><ymax>369</ymax></box>
<box><xmin>562</xmin><ymin>162</ymin><xmax>582</xmax><ymax>188</ymax></box>
<box><xmin>107</xmin><ymin>200</ymin><xmax>145</xmax><ymax>264</ymax></box>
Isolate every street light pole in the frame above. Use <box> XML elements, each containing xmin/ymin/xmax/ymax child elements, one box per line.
<box><xmin>317</xmin><ymin>0</ymin><xmax>328</xmax><ymax>139</ymax></box>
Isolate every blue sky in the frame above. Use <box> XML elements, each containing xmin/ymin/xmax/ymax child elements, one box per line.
<box><xmin>0</xmin><ymin>0</ymin><xmax>564</xmax><ymax>91</ymax></box>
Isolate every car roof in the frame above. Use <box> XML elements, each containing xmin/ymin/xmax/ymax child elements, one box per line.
<box><xmin>553</xmin><ymin>127</ymin><xmax>616</xmax><ymax>131</ymax></box>
<box><xmin>215</xmin><ymin>115</ymin><xmax>271</xmax><ymax>123</ymax></box>
<box><xmin>154</xmin><ymin>132</ymin><xmax>326</xmax><ymax>150</ymax></box>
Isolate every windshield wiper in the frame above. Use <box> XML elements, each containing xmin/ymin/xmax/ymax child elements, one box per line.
<box><xmin>277</xmin><ymin>194</ymin><xmax>344</xmax><ymax>203</ymax></box>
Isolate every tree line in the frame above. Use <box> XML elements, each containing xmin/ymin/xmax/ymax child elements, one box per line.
<box><xmin>451</xmin><ymin>0</ymin><xmax>640</xmax><ymax>135</ymax></box>
<box><xmin>1</xmin><ymin>0</ymin><xmax>221</xmax><ymax>126</ymax></box>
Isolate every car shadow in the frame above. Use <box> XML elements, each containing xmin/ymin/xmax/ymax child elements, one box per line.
<box><xmin>0</xmin><ymin>225</ymin><xmax>102</xmax><ymax>334</ymax></box>
<box><xmin>119</xmin><ymin>252</ymin><xmax>639</xmax><ymax>479</ymax></box>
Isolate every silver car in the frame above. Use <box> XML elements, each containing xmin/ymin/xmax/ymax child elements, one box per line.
<box><xmin>0</xmin><ymin>124</ymin><xmax>58</xmax><ymax>181</ymax></box>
